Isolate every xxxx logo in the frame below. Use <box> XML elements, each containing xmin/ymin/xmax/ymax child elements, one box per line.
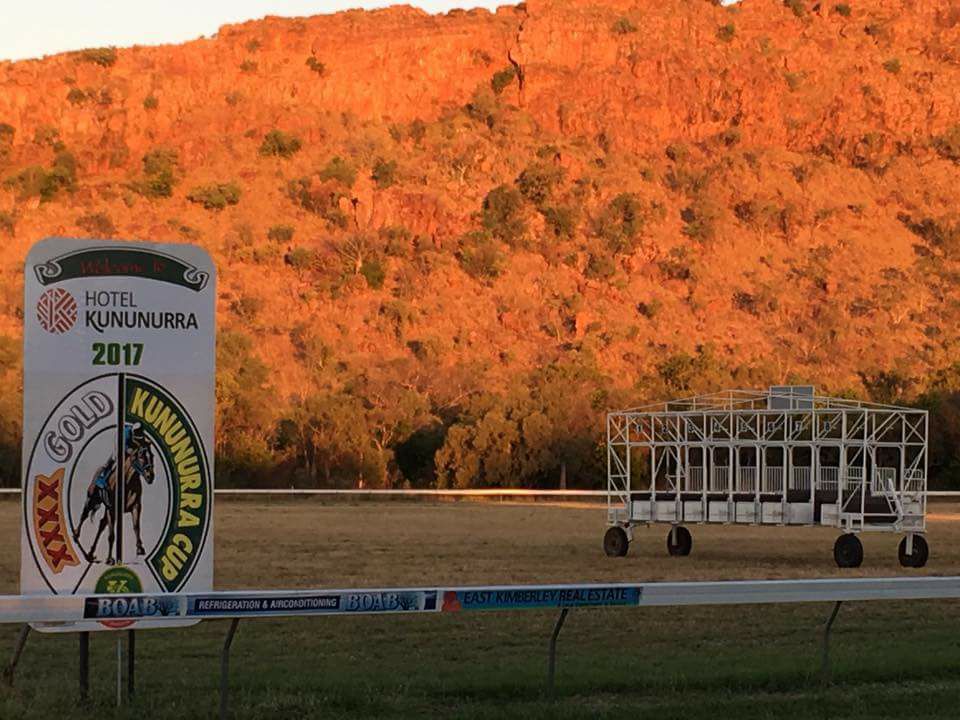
<box><xmin>36</xmin><ymin>288</ymin><xmax>77</xmax><ymax>334</ymax></box>
<box><xmin>32</xmin><ymin>468</ymin><xmax>80</xmax><ymax>573</ymax></box>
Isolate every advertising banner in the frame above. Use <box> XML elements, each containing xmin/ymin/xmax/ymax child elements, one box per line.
<box><xmin>440</xmin><ymin>585</ymin><xmax>643</xmax><ymax>611</ymax></box>
<box><xmin>21</xmin><ymin>238</ymin><xmax>216</xmax><ymax>631</ymax></box>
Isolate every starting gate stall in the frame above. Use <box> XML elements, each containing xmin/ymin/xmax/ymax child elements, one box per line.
<box><xmin>604</xmin><ymin>386</ymin><xmax>929</xmax><ymax>568</ymax></box>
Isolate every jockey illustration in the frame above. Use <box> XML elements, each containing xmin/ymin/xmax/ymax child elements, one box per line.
<box><xmin>91</xmin><ymin>455</ymin><xmax>116</xmax><ymax>509</ymax></box>
<box><xmin>125</xmin><ymin>421</ymin><xmax>147</xmax><ymax>448</ymax></box>
<box><xmin>74</xmin><ymin>420</ymin><xmax>155</xmax><ymax>564</ymax></box>
<box><xmin>88</xmin><ymin>423</ymin><xmax>146</xmax><ymax>511</ymax></box>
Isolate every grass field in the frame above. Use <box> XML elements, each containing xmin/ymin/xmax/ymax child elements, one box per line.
<box><xmin>2</xmin><ymin>498</ymin><xmax>960</xmax><ymax>718</ymax></box>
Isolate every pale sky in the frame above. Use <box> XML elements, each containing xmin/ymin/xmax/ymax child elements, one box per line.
<box><xmin>0</xmin><ymin>1</ymin><xmax>516</xmax><ymax>62</ymax></box>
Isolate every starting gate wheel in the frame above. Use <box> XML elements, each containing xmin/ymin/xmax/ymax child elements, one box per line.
<box><xmin>898</xmin><ymin>535</ymin><xmax>929</xmax><ymax>568</ymax></box>
<box><xmin>603</xmin><ymin>526</ymin><xmax>630</xmax><ymax>557</ymax></box>
<box><xmin>833</xmin><ymin>533</ymin><xmax>864</xmax><ymax>568</ymax></box>
<box><xmin>666</xmin><ymin>526</ymin><xmax>693</xmax><ymax>557</ymax></box>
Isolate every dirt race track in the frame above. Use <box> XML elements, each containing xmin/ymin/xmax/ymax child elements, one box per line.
<box><xmin>2</xmin><ymin>498</ymin><xmax>960</xmax><ymax>719</ymax></box>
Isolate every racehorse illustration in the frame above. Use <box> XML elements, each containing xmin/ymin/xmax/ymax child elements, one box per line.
<box><xmin>73</xmin><ymin>424</ymin><xmax>155</xmax><ymax>565</ymax></box>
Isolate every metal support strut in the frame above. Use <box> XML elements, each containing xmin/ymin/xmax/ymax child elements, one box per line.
<box><xmin>220</xmin><ymin>619</ymin><xmax>241</xmax><ymax>720</ymax></box>
<box><xmin>79</xmin><ymin>632</ymin><xmax>90</xmax><ymax>701</ymax></box>
<box><xmin>546</xmin><ymin>608</ymin><xmax>569</xmax><ymax>695</ymax></box>
<box><xmin>821</xmin><ymin>601</ymin><xmax>843</xmax><ymax>682</ymax></box>
<box><xmin>3</xmin><ymin>624</ymin><xmax>30</xmax><ymax>686</ymax></box>
<box><xmin>128</xmin><ymin>630</ymin><xmax>136</xmax><ymax>698</ymax></box>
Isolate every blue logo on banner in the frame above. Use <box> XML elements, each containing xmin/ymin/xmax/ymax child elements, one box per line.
<box><xmin>341</xmin><ymin>591</ymin><xmax>434</xmax><ymax>613</ymax></box>
<box><xmin>83</xmin><ymin>595</ymin><xmax>181</xmax><ymax>619</ymax></box>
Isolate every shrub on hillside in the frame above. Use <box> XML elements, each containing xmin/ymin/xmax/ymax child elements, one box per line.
<box><xmin>515</xmin><ymin>162</ymin><xmax>562</xmax><ymax>207</ymax></box>
<box><xmin>934</xmin><ymin>126</ymin><xmax>960</xmax><ymax>162</ymax></box>
<box><xmin>464</xmin><ymin>87</ymin><xmax>500</xmax><ymax>128</ymax></box>
<box><xmin>132</xmin><ymin>148</ymin><xmax>178</xmax><ymax>198</ymax></box>
<box><xmin>143</xmin><ymin>95</ymin><xmax>159</xmax><ymax>110</ymax></box>
<box><xmin>408</xmin><ymin>119</ymin><xmax>427</xmax><ymax>144</ymax></box>
<box><xmin>0</xmin><ymin>211</ymin><xmax>14</xmax><ymax>237</ymax></box>
<box><xmin>4</xmin><ymin>150</ymin><xmax>77</xmax><ymax>201</ymax></box>
<box><xmin>286</xmin><ymin>177</ymin><xmax>349</xmax><ymax>228</ymax></box>
<box><xmin>0</xmin><ymin>123</ymin><xmax>13</xmax><ymax>147</ymax></box>
<box><xmin>717</xmin><ymin>24</ymin><xmax>736</xmax><ymax>42</ymax></box>
<box><xmin>585</xmin><ymin>251</ymin><xmax>616</xmax><ymax>280</ymax></box>
<box><xmin>542</xmin><ymin>205</ymin><xmax>579</xmax><ymax>239</ymax></box>
<box><xmin>636</xmin><ymin>299</ymin><xmax>662</xmax><ymax>319</ymax></box>
<box><xmin>783</xmin><ymin>0</ymin><xmax>806</xmax><ymax>17</ymax></box>
<box><xmin>232</xmin><ymin>294</ymin><xmax>264</xmax><ymax>321</ymax></box>
<box><xmin>784</xmin><ymin>71</ymin><xmax>804</xmax><ymax>91</ymax></box>
<box><xmin>259</xmin><ymin>130</ymin><xmax>302</xmax><ymax>158</ymax></box>
<box><xmin>76</xmin><ymin>212</ymin><xmax>116</xmax><ymax>237</ymax></box>
<box><xmin>240</xmin><ymin>59</ymin><xmax>258</xmax><ymax>73</ymax></box>
<box><xmin>490</xmin><ymin>67</ymin><xmax>516</xmax><ymax>95</ymax></box>
<box><xmin>883</xmin><ymin>58</ymin><xmax>901</xmax><ymax>74</ymax></box>
<box><xmin>458</xmin><ymin>230</ymin><xmax>505</xmax><ymax>280</ymax></box>
<box><xmin>33</xmin><ymin>125</ymin><xmax>62</xmax><ymax>150</ymax></box>
<box><xmin>371</xmin><ymin>158</ymin><xmax>398</xmax><ymax>189</ymax></box>
<box><xmin>187</xmin><ymin>182</ymin><xmax>241</xmax><ymax>210</ymax></box>
<box><xmin>267</xmin><ymin>224</ymin><xmax>295</xmax><ymax>243</ymax></box>
<box><xmin>596</xmin><ymin>193</ymin><xmax>644</xmax><ymax>254</ymax></box>
<box><xmin>611</xmin><ymin>17</ymin><xmax>637</xmax><ymax>34</ymax></box>
<box><xmin>665</xmin><ymin>143</ymin><xmax>689</xmax><ymax>162</ymax></box>
<box><xmin>481</xmin><ymin>184</ymin><xmax>526</xmax><ymax>245</ymax></box>
<box><xmin>681</xmin><ymin>199</ymin><xmax>721</xmax><ymax>243</ymax></box>
<box><xmin>285</xmin><ymin>247</ymin><xmax>317</xmax><ymax>277</ymax></box>
<box><xmin>381</xmin><ymin>225</ymin><xmax>413</xmax><ymax>257</ymax></box>
<box><xmin>360</xmin><ymin>258</ymin><xmax>386</xmax><ymax>289</ymax></box>
<box><xmin>319</xmin><ymin>156</ymin><xmax>356</xmax><ymax>187</ymax></box>
<box><xmin>305</xmin><ymin>57</ymin><xmax>325</xmax><ymax>75</ymax></box>
<box><xmin>66</xmin><ymin>87</ymin><xmax>89</xmax><ymax>106</ymax></box>
<box><xmin>77</xmin><ymin>47</ymin><xmax>117</xmax><ymax>67</ymax></box>
<box><xmin>833</xmin><ymin>3</ymin><xmax>852</xmax><ymax>16</ymax></box>
<box><xmin>658</xmin><ymin>247</ymin><xmax>694</xmax><ymax>281</ymax></box>
<box><xmin>898</xmin><ymin>213</ymin><xmax>960</xmax><ymax>257</ymax></box>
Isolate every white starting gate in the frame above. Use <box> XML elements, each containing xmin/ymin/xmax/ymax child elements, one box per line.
<box><xmin>604</xmin><ymin>386</ymin><xmax>929</xmax><ymax>568</ymax></box>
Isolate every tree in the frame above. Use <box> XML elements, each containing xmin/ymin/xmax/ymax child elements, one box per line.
<box><xmin>215</xmin><ymin>330</ymin><xmax>277</xmax><ymax>484</ymax></box>
<box><xmin>280</xmin><ymin>392</ymin><xmax>372</xmax><ymax>486</ymax></box>
<box><xmin>436</xmin><ymin>361</ymin><xmax>607</xmax><ymax>489</ymax></box>
<box><xmin>345</xmin><ymin>363</ymin><xmax>434</xmax><ymax>487</ymax></box>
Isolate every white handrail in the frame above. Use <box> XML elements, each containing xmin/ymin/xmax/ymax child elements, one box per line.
<box><xmin>4</xmin><ymin>576</ymin><xmax>960</xmax><ymax>625</ymax></box>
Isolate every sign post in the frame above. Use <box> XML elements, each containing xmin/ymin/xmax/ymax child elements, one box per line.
<box><xmin>21</xmin><ymin>238</ymin><xmax>216</xmax><ymax>634</ymax></box>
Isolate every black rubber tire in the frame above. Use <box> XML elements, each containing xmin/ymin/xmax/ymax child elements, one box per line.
<box><xmin>603</xmin><ymin>526</ymin><xmax>629</xmax><ymax>557</ymax></box>
<box><xmin>666</xmin><ymin>526</ymin><xmax>693</xmax><ymax>557</ymax></box>
<box><xmin>898</xmin><ymin>535</ymin><xmax>929</xmax><ymax>568</ymax></box>
<box><xmin>834</xmin><ymin>533</ymin><xmax>864</xmax><ymax>568</ymax></box>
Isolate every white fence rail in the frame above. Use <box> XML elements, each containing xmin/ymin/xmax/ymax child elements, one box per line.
<box><xmin>3</xmin><ymin>576</ymin><xmax>960</xmax><ymax>626</ymax></box>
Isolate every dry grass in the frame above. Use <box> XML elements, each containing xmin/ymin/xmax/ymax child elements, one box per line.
<box><xmin>3</xmin><ymin>498</ymin><xmax>960</xmax><ymax>593</ymax></box>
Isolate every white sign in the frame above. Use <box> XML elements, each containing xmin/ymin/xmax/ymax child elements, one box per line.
<box><xmin>21</xmin><ymin>238</ymin><xmax>216</xmax><ymax>631</ymax></box>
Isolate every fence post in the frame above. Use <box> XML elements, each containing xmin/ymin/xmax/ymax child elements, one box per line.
<box><xmin>821</xmin><ymin>601</ymin><xmax>843</xmax><ymax>683</ymax></box>
<box><xmin>128</xmin><ymin>630</ymin><xmax>136</xmax><ymax>698</ymax></box>
<box><xmin>220</xmin><ymin>619</ymin><xmax>241</xmax><ymax>720</ymax></box>
<box><xmin>547</xmin><ymin>608</ymin><xmax>569</xmax><ymax>695</ymax></box>
<box><xmin>3</xmin><ymin>624</ymin><xmax>30</xmax><ymax>686</ymax></box>
<box><xmin>79</xmin><ymin>632</ymin><xmax>90</xmax><ymax>701</ymax></box>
